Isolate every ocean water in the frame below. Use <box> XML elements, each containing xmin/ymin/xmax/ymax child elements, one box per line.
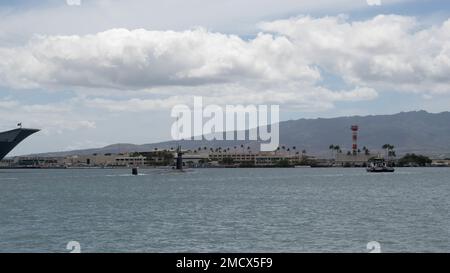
<box><xmin>0</xmin><ymin>168</ymin><xmax>449</xmax><ymax>253</ymax></box>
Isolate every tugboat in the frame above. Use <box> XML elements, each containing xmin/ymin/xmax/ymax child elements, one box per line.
<box><xmin>366</xmin><ymin>158</ymin><xmax>395</xmax><ymax>173</ymax></box>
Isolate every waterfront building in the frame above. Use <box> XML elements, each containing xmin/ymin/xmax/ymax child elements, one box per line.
<box><xmin>137</xmin><ymin>151</ymin><xmax>174</xmax><ymax>166</ymax></box>
<box><xmin>209</xmin><ymin>152</ymin><xmax>257</xmax><ymax>164</ymax></box>
<box><xmin>64</xmin><ymin>154</ymin><xmax>118</xmax><ymax>167</ymax></box>
<box><xmin>4</xmin><ymin>149</ymin><xmax>326</xmax><ymax>168</ymax></box>
<box><xmin>180</xmin><ymin>154</ymin><xmax>209</xmax><ymax>168</ymax></box>
<box><xmin>3</xmin><ymin>156</ymin><xmax>65</xmax><ymax>168</ymax></box>
<box><xmin>114</xmin><ymin>155</ymin><xmax>146</xmax><ymax>167</ymax></box>
<box><xmin>207</xmin><ymin>151</ymin><xmax>307</xmax><ymax>167</ymax></box>
<box><xmin>0</xmin><ymin>158</ymin><xmax>15</xmax><ymax>168</ymax></box>
<box><xmin>431</xmin><ymin>159</ymin><xmax>450</xmax><ymax>167</ymax></box>
<box><xmin>335</xmin><ymin>153</ymin><xmax>373</xmax><ymax>167</ymax></box>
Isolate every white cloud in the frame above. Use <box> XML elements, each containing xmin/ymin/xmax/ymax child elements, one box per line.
<box><xmin>1</xmin><ymin>14</ymin><xmax>450</xmax><ymax>115</ymax></box>
<box><xmin>0</xmin><ymin>99</ymin><xmax>96</xmax><ymax>133</ymax></box>
<box><xmin>367</xmin><ymin>0</ymin><xmax>382</xmax><ymax>6</ymax></box>
<box><xmin>84</xmin><ymin>96</ymin><xmax>189</xmax><ymax>112</ymax></box>
<box><xmin>260</xmin><ymin>15</ymin><xmax>450</xmax><ymax>95</ymax></box>
<box><xmin>0</xmin><ymin>100</ymin><xmax>19</xmax><ymax>109</ymax></box>
<box><xmin>66</xmin><ymin>0</ymin><xmax>82</xmax><ymax>6</ymax></box>
<box><xmin>81</xmin><ymin>85</ymin><xmax>377</xmax><ymax>113</ymax></box>
<box><xmin>0</xmin><ymin>28</ymin><xmax>319</xmax><ymax>90</ymax></box>
<box><xmin>0</xmin><ymin>0</ymin><xmax>410</xmax><ymax>44</ymax></box>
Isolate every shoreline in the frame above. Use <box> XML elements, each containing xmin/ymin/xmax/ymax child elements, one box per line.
<box><xmin>1</xmin><ymin>166</ymin><xmax>449</xmax><ymax>170</ymax></box>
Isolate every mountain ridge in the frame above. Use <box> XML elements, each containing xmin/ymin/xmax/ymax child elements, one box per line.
<box><xmin>29</xmin><ymin>110</ymin><xmax>450</xmax><ymax>158</ymax></box>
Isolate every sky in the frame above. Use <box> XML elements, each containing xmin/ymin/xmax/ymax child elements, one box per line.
<box><xmin>1</xmin><ymin>0</ymin><xmax>450</xmax><ymax>155</ymax></box>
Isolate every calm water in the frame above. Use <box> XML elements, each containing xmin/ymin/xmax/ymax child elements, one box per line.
<box><xmin>0</xmin><ymin>168</ymin><xmax>449</xmax><ymax>253</ymax></box>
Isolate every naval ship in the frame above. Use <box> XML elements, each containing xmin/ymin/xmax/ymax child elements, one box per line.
<box><xmin>0</xmin><ymin>126</ymin><xmax>40</xmax><ymax>161</ymax></box>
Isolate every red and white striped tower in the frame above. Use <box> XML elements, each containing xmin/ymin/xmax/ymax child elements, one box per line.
<box><xmin>351</xmin><ymin>125</ymin><xmax>359</xmax><ymax>155</ymax></box>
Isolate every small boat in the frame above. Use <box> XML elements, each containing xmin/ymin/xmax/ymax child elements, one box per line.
<box><xmin>366</xmin><ymin>159</ymin><xmax>395</xmax><ymax>173</ymax></box>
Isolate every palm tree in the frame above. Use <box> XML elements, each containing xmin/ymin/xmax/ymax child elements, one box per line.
<box><xmin>382</xmin><ymin>144</ymin><xmax>396</xmax><ymax>160</ymax></box>
<box><xmin>362</xmin><ymin>146</ymin><xmax>370</xmax><ymax>156</ymax></box>
<box><xmin>388</xmin><ymin>145</ymin><xmax>396</xmax><ymax>158</ymax></box>
<box><xmin>279</xmin><ymin>146</ymin><xmax>285</xmax><ymax>156</ymax></box>
<box><xmin>382</xmin><ymin>144</ymin><xmax>390</xmax><ymax>158</ymax></box>
<box><xmin>389</xmin><ymin>150</ymin><xmax>396</xmax><ymax>158</ymax></box>
<box><xmin>329</xmin><ymin>144</ymin><xmax>335</xmax><ymax>158</ymax></box>
<box><xmin>333</xmin><ymin>145</ymin><xmax>341</xmax><ymax>156</ymax></box>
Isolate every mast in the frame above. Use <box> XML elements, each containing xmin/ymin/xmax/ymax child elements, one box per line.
<box><xmin>176</xmin><ymin>145</ymin><xmax>183</xmax><ymax>170</ymax></box>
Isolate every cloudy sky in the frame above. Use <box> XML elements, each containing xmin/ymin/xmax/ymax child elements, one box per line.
<box><xmin>1</xmin><ymin>0</ymin><xmax>450</xmax><ymax>155</ymax></box>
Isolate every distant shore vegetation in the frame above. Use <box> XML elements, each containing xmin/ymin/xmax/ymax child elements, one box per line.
<box><xmin>397</xmin><ymin>154</ymin><xmax>432</xmax><ymax>167</ymax></box>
